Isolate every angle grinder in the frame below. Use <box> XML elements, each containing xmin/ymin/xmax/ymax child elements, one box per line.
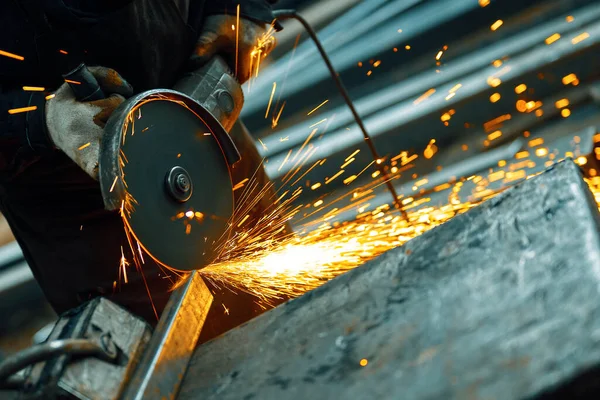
<box><xmin>64</xmin><ymin>57</ymin><xmax>243</xmax><ymax>272</ymax></box>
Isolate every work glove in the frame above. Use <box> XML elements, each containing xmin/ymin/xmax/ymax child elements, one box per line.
<box><xmin>189</xmin><ymin>15</ymin><xmax>276</xmax><ymax>83</ymax></box>
<box><xmin>45</xmin><ymin>67</ymin><xmax>134</xmax><ymax>179</ymax></box>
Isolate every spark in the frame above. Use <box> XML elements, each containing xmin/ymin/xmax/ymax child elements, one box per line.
<box><xmin>278</xmin><ymin>149</ymin><xmax>293</xmax><ymax>172</ymax></box>
<box><xmin>78</xmin><ymin>142</ymin><xmax>91</xmax><ymax>150</ymax></box>
<box><xmin>555</xmin><ymin>98</ymin><xmax>569</xmax><ymax>109</ymax></box>
<box><xmin>258</xmin><ymin>138</ymin><xmax>268</xmax><ymax>151</ymax></box>
<box><xmin>344</xmin><ymin>175</ymin><xmax>358</xmax><ymax>185</ymax></box>
<box><xmin>488</xmin><ymin>130</ymin><xmax>502</xmax><ymax>141</ymax></box>
<box><xmin>0</xmin><ymin>49</ymin><xmax>24</xmax><ymax>61</ymax></box>
<box><xmin>109</xmin><ymin>176</ymin><xmax>119</xmax><ymax>192</ymax></box>
<box><xmin>423</xmin><ymin>139</ymin><xmax>438</xmax><ymax>159</ymax></box>
<box><xmin>325</xmin><ymin>170</ymin><xmax>345</xmax><ymax>185</ymax></box>
<box><xmin>545</xmin><ymin>33</ymin><xmax>561</xmax><ymax>45</ymax></box>
<box><xmin>490</xmin><ymin>20</ymin><xmax>503</xmax><ymax>31</ymax></box>
<box><xmin>45</xmin><ymin>94</ymin><xmax>56</xmax><ymax>100</ymax></box>
<box><xmin>8</xmin><ymin>106</ymin><xmax>37</xmax><ymax>114</ymax></box>
<box><xmin>346</xmin><ymin>149</ymin><xmax>361</xmax><ymax>161</ymax></box>
<box><xmin>265</xmin><ymin>82</ymin><xmax>277</xmax><ymax>118</ymax></box>
<box><xmin>528</xmin><ymin>138</ymin><xmax>544</xmax><ymax>147</ymax></box>
<box><xmin>23</xmin><ymin>86</ymin><xmax>45</xmax><ymax>91</ymax></box>
<box><xmin>360</xmin><ymin>359</ymin><xmax>368</xmax><ymax>367</ymax></box>
<box><xmin>120</xmin><ymin>246</ymin><xmax>129</xmax><ymax>284</ymax></box>
<box><xmin>515</xmin><ymin>84</ymin><xmax>527</xmax><ymax>94</ymax></box>
<box><xmin>516</xmin><ymin>151</ymin><xmax>529</xmax><ymax>159</ymax></box>
<box><xmin>449</xmin><ymin>83</ymin><xmax>462</xmax><ymax>93</ymax></box>
<box><xmin>307</xmin><ymin>99</ymin><xmax>329</xmax><ymax>116</ymax></box>
<box><xmin>414</xmin><ymin>89</ymin><xmax>435</xmax><ymax>105</ymax></box>
<box><xmin>341</xmin><ymin>158</ymin><xmax>355</xmax><ymax>169</ymax></box>
<box><xmin>562</xmin><ymin>73</ymin><xmax>578</xmax><ymax>85</ymax></box>
<box><xmin>272</xmin><ymin>102</ymin><xmax>286</xmax><ymax>128</ymax></box>
<box><xmin>59</xmin><ymin>49</ymin><xmax>68</xmax><ymax>55</ymax></box>
<box><xmin>64</xmin><ymin>79</ymin><xmax>81</xmax><ymax>85</ymax></box>
<box><xmin>483</xmin><ymin>114</ymin><xmax>511</xmax><ymax>131</ymax></box>
<box><xmin>222</xmin><ymin>304</ymin><xmax>230</xmax><ymax>315</ymax></box>
<box><xmin>572</xmin><ymin>32</ymin><xmax>590</xmax><ymax>45</ymax></box>
<box><xmin>233</xmin><ymin>178</ymin><xmax>249</xmax><ymax>191</ymax></box>
<box><xmin>235</xmin><ymin>4</ymin><xmax>240</xmax><ymax>77</ymax></box>
<box><xmin>238</xmin><ymin>214</ymin><xmax>251</xmax><ymax>227</ymax></box>
<box><xmin>487</xmin><ymin>77</ymin><xmax>501</xmax><ymax>87</ymax></box>
<box><xmin>490</xmin><ymin>93</ymin><xmax>501</xmax><ymax>103</ymax></box>
<box><xmin>309</xmin><ymin>118</ymin><xmax>327</xmax><ymax>129</ymax></box>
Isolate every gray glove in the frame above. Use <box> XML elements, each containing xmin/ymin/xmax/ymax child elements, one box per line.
<box><xmin>45</xmin><ymin>67</ymin><xmax>133</xmax><ymax>179</ymax></box>
<box><xmin>189</xmin><ymin>15</ymin><xmax>276</xmax><ymax>83</ymax></box>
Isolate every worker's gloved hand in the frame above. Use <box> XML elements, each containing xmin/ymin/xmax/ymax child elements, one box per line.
<box><xmin>189</xmin><ymin>15</ymin><xmax>276</xmax><ymax>83</ymax></box>
<box><xmin>45</xmin><ymin>66</ymin><xmax>133</xmax><ymax>179</ymax></box>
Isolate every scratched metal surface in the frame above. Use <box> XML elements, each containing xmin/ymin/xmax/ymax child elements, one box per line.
<box><xmin>178</xmin><ymin>160</ymin><xmax>600</xmax><ymax>399</ymax></box>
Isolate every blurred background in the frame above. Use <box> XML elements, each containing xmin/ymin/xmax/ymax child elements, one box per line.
<box><xmin>2</xmin><ymin>0</ymin><xmax>600</xmax><ymax>357</ymax></box>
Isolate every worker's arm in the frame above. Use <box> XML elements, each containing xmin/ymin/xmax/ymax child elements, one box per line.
<box><xmin>0</xmin><ymin>67</ymin><xmax>132</xmax><ymax>178</ymax></box>
<box><xmin>0</xmin><ymin>88</ymin><xmax>50</xmax><ymax>154</ymax></box>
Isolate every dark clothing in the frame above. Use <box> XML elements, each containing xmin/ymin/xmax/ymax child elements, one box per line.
<box><xmin>0</xmin><ymin>0</ymin><xmax>278</xmax><ymax>326</ymax></box>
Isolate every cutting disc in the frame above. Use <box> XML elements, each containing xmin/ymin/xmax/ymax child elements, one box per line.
<box><xmin>100</xmin><ymin>90</ymin><xmax>240</xmax><ymax>271</ymax></box>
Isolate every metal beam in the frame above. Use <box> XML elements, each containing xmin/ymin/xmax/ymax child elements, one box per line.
<box><xmin>179</xmin><ymin>160</ymin><xmax>600</xmax><ymax>399</ymax></box>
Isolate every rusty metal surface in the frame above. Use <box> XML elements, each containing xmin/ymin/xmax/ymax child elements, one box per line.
<box><xmin>179</xmin><ymin>160</ymin><xmax>600</xmax><ymax>399</ymax></box>
<box><xmin>120</xmin><ymin>271</ymin><xmax>213</xmax><ymax>400</ymax></box>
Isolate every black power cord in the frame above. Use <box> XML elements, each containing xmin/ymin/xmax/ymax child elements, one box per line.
<box><xmin>272</xmin><ymin>9</ymin><xmax>405</xmax><ymax>216</ymax></box>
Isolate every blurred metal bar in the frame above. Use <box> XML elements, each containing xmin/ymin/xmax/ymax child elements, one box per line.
<box><xmin>0</xmin><ymin>241</ymin><xmax>24</xmax><ymax>269</ymax></box>
<box><xmin>0</xmin><ymin>262</ymin><xmax>32</xmax><ymax>295</ymax></box>
<box><xmin>248</xmin><ymin>0</ymin><xmax>415</xmax><ymax>104</ymax></box>
<box><xmin>245</xmin><ymin>0</ymin><xmax>483</xmax><ymax>115</ymax></box>
<box><xmin>260</xmin><ymin>2</ymin><xmax>600</xmax><ymax>159</ymax></box>
<box><xmin>274</xmin><ymin>0</ymin><xmax>363</xmax><ymax>48</ymax></box>
<box><xmin>265</xmin><ymin>17</ymin><xmax>600</xmax><ymax>178</ymax></box>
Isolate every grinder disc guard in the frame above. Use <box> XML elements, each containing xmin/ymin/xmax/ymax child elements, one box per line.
<box><xmin>100</xmin><ymin>90</ymin><xmax>239</xmax><ymax>271</ymax></box>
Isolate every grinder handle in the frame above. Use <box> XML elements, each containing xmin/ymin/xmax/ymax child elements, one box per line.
<box><xmin>172</xmin><ymin>56</ymin><xmax>244</xmax><ymax>133</ymax></box>
<box><xmin>63</xmin><ymin>63</ymin><xmax>105</xmax><ymax>101</ymax></box>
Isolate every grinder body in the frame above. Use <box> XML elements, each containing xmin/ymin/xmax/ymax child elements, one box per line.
<box><xmin>96</xmin><ymin>57</ymin><xmax>245</xmax><ymax>271</ymax></box>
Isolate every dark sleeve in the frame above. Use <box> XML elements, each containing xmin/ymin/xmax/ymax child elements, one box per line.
<box><xmin>203</xmin><ymin>0</ymin><xmax>277</xmax><ymax>24</ymax></box>
<box><xmin>0</xmin><ymin>88</ymin><xmax>52</xmax><ymax>153</ymax></box>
